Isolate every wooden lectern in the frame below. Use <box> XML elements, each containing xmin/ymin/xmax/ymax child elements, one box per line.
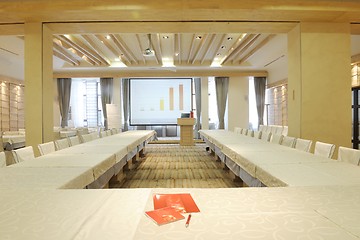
<box><xmin>177</xmin><ymin>118</ymin><xmax>195</xmax><ymax>146</ymax></box>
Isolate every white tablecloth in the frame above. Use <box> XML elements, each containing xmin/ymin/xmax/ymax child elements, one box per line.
<box><xmin>0</xmin><ymin>167</ymin><xmax>94</xmax><ymax>189</ymax></box>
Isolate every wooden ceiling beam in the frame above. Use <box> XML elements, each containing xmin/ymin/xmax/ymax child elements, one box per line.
<box><xmin>135</xmin><ymin>34</ymin><xmax>146</xmax><ymax>64</ymax></box>
<box><xmin>222</xmin><ymin>34</ymin><xmax>259</xmax><ymax>64</ymax></box>
<box><xmin>53</xmin><ymin>42</ymin><xmax>80</xmax><ymax>66</ymax></box>
<box><xmin>187</xmin><ymin>34</ymin><xmax>196</xmax><ymax>64</ymax></box>
<box><xmin>72</xmin><ymin>35</ymin><xmax>110</xmax><ymax>66</ymax></box>
<box><xmin>81</xmin><ymin>35</ymin><xmax>111</xmax><ymax>65</ymax></box>
<box><xmin>201</xmin><ymin>34</ymin><xmax>216</xmax><ymax>65</ymax></box>
<box><xmin>57</xmin><ymin>35</ymin><xmax>99</xmax><ymax>65</ymax></box>
<box><xmin>239</xmin><ymin>34</ymin><xmax>276</xmax><ymax>64</ymax></box>
<box><xmin>55</xmin><ymin>36</ymin><xmax>96</xmax><ymax>65</ymax></box>
<box><xmin>111</xmin><ymin>34</ymin><xmax>138</xmax><ymax>64</ymax></box>
<box><xmin>191</xmin><ymin>34</ymin><xmax>208</xmax><ymax>65</ymax></box>
<box><xmin>95</xmin><ymin>34</ymin><xmax>128</xmax><ymax>64</ymax></box>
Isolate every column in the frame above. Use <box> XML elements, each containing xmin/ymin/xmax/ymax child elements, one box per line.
<box><xmin>200</xmin><ymin>77</ymin><xmax>209</xmax><ymax>130</ymax></box>
<box><xmin>24</xmin><ymin>22</ymin><xmax>54</xmax><ymax>156</ymax></box>
<box><xmin>288</xmin><ymin>22</ymin><xmax>351</xmax><ymax>150</ymax></box>
<box><xmin>228</xmin><ymin>76</ymin><xmax>249</xmax><ymax>131</ymax></box>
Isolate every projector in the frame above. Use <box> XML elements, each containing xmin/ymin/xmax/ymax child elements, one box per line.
<box><xmin>143</xmin><ymin>48</ymin><xmax>155</xmax><ymax>56</ymax></box>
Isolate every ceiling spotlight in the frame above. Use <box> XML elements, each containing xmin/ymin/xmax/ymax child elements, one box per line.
<box><xmin>216</xmin><ymin>53</ymin><xmax>221</xmax><ymax>56</ymax></box>
<box><xmin>221</xmin><ymin>45</ymin><xmax>226</xmax><ymax>49</ymax></box>
<box><xmin>106</xmin><ymin>35</ymin><xmax>111</xmax><ymax>40</ymax></box>
<box><xmin>143</xmin><ymin>34</ymin><xmax>155</xmax><ymax>57</ymax></box>
<box><xmin>163</xmin><ymin>35</ymin><xmax>169</xmax><ymax>39</ymax></box>
<box><xmin>195</xmin><ymin>35</ymin><xmax>202</xmax><ymax>40</ymax></box>
<box><xmin>175</xmin><ymin>52</ymin><xmax>179</xmax><ymax>56</ymax></box>
<box><xmin>227</xmin><ymin>37</ymin><xmax>233</xmax><ymax>41</ymax></box>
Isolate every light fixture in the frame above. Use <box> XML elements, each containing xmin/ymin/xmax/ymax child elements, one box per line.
<box><xmin>227</xmin><ymin>37</ymin><xmax>233</xmax><ymax>41</ymax></box>
<box><xmin>221</xmin><ymin>45</ymin><xmax>226</xmax><ymax>49</ymax></box>
<box><xmin>163</xmin><ymin>35</ymin><xmax>169</xmax><ymax>39</ymax></box>
<box><xmin>143</xmin><ymin>34</ymin><xmax>155</xmax><ymax>57</ymax></box>
<box><xmin>106</xmin><ymin>35</ymin><xmax>111</xmax><ymax>40</ymax></box>
<box><xmin>195</xmin><ymin>35</ymin><xmax>202</xmax><ymax>40</ymax></box>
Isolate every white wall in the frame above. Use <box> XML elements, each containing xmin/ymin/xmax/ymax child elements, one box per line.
<box><xmin>200</xmin><ymin>77</ymin><xmax>209</xmax><ymax>130</ymax></box>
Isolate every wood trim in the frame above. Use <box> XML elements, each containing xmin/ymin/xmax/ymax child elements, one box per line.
<box><xmin>266</xmin><ymin>78</ymin><xmax>287</xmax><ymax>89</ymax></box>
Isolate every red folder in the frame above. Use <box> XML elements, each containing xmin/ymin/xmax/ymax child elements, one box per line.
<box><xmin>145</xmin><ymin>207</ymin><xmax>185</xmax><ymax>225</ymax></box>
<box><xmin>153</xmin><ymin>193</ymin><xmax>200</xmax><ymax>213</ymax></box>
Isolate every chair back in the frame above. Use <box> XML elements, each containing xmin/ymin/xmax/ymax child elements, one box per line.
<box><xmin>0</xmin><ymin>152</ymin><xmax>6</xmax><ymax>167</ymax></box>
<box><xmin>258</xmin><ymin>125</ymin><xmax>266</xmax><ymax>132</ymax></box>
<box><xmin>241</xmin><ymin>129</ymin><xmax>248</xmax><ymax>136</ymax></box>
<box><xmin>80</xmin><ymin>133</ymin><xmax>93</xmax><ymax>143</ymax></box>
<box><xmin>270</xmin><ymin>134</ymin><xmax>283</xmax><ymax>144</ymax></box>
<box><xmin>281</xmin><ymin>136</ymin><xmax>296</xmax><ymax>148</ymax></box>
<box><xmin>100</xmin><ymin>131</ymin><xmax>107</xmax><ymax>138</ymax></box>
<box><xmin>253</xmin><ymin>131</ymin><xmax>262</xmax><ymax>139</ymax></box>
<box><xmin>246</xmin><ymin>130</ymin><xmax>254</xmax><ymax>137</ymax></box>
<box><xmin>338</xmin><ymin>146</ymin><xmax>360</xmax><ymax>165</ymax></box>
<box><xmin>12</xmin><ymin>146</ymin><xmax>35</xmax><ymax>163</ymax></box>
<box><xmin>38</xmin><ymin>142</ymin><xmax>56</xmax><ymax>156</ymax></box>
<box><xmin>106</xmin><ymin>130</ymin><xmax>112</xmax><ymax>136</ymax></box>
<box><xmin>90</xmin><ymin>132</ymin><xmax>99</xmax><ymax>139</ymax></box>
<box><xmin>234</xmin><ymin>127</ymin><xmax>242</xmax><ymax>134</ymax></box>
<box><xmin>260</xmin><ymin>131</ymin><xmax>272</xmax><ymax>142</ymax></box>
<box><xmin>68</xmin><ymin>136</ymin><xmax>81</xmax><ymax>146</ymax></box>
<box><xmin>314</xmin><ymin>141</ymin><xmax>335</xmax><ymax>158</ymax></box>
<box><xmin>110</xmin><ymin>128</ymin><xmax>119</xmax><ymax>135</ymax></box>
<box><xmin>295</xmin><ymin>138</ymin><xmax>312</xmax><ymax>152</ymax></box>
<box><xmin>54</xmin><ymin>138</ymin><xmax>70</xmax><ymax>150</ymax></box>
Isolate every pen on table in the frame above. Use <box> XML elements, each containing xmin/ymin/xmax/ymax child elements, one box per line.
<box><xmin>185</xmin><ymin>214</ymin><xmax>192</xmax><ymax>228</ymax></box>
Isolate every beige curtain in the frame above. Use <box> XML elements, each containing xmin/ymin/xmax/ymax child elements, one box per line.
<box><xmin>215</xmin><ymin>77</ymin><xmax>229</xmax><ymax>129</ymax></box>
<box><xmin>100</xmin><ymin>78</ymin><xmax>113</xmax><ymax>129</ymax></box>
<box><xmin>254</xmin><ymin>77</ymin><xmax>267</xmax><ymax>127</ymax></box>
<box><xmin>57</xmin><ymin>78</ymin><xmax>72</xmax><ymax>128</ymax></box>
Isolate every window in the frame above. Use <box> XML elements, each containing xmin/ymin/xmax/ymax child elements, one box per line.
<box><xmin>69</xmin><ymin>78</ymin><xmax>103</xmax><ymax>128</ymax></box>
<box><xmin>208</xmin><ymin>77</ymin><xmax>219</xmax><ymax>129</ymax></box>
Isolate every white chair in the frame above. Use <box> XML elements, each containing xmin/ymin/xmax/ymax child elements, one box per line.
<box><xmin>258</xmin><ymin>125</ymin><xmax>266</xmax><ymax>132</ymax></box>
<box><xmin>274</xmin><ymin>126</ymin><xmax>283</xmax><ymax>136</ymax></box>
<box><xmin>260</xmin><ymin>131</ymin><xmax>272</xmax><ymax>142</ymax></box>
<box><xmin>80</xmin><ymin>133</ymin><xmax>93</xmax><ymax>143</ymax></box>
<box><xmin>338</xmin><ymin>146</ymin><xmax>360</xmax><ymax>165</ymax></box>
<box><xmin>12</xmin><ymin>146</ymin><xmax>35</xmax><ymax>163</ymax></box>
<box><xmin>54</xmin><ymin>138</ymin><xmax>70</xmax><ymax>150</ymax></box>
<box><xmin>253</xmin><ymin>131</ymin><xmax>262</xmax><ymax>139</ymax></box>
<box><xmin>270</xmin><ymin>134</ymin><xmax>283</xmax><ymax>144</ymax></box>
<box><xmin>246</xmin><ymin>130</ymin><xmax>254</xmax><ymax>137</ymax></box>
<box><xmin>37</xmin><ymin>141</ymin><xmax>56</xmax><ymax>156</ymax></box>
<box><xmin>241</xmin><ymin>129</ymin><xmax>248</xmax><ymax>136</ymax></box>
<box><xmin>234</xmin><ymin>127</ymin><xmax>242</xmax><ymax>134</ymax></box>
<box><xmin>68</xmin><ymin>136</ymin><xmax>81</xmax><ymax>146</ymax></box>
<box><xmin>90</xmin><ymin>132</ymin><xmax>99</xmax><ymax>139</ymax></box>
<box><xmin>281</xmin><ymin>136</ymin><xmax>296</xmax><ymax>148</ymax></box>
<box><xmin>295</xmin><ymin>138</ymin><xmax>312</xmax><ymax>152</ymax></box>
<box><xmin>110</xmin><ymin>128</ymin><xmax>119</xmax><ymax>135</ymax></box>
<box><xmin>282</xmin><ymin>126</ymin><xmax>288</xmax><ymax>136</ymax></box>
<box><xmin>314</xmin><ymin>141</ymin><xmax>335</xmax><ymax>159</ymax></box>
<box><xmin>105</xmin><ymin>130</ymin><xmax>112</xmax><ymax>136</ymax></box>
<box><xmin>100</xmin><ymin>131</ymin><xmax>107</xmax><ymax>138</ymax></box>
<box><xmin>0</xmin><ymin>152</ymin><xmax>6</xmax><ymax>167</ymax></box>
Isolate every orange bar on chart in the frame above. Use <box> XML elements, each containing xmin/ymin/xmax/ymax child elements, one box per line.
<box><xmin>160</xmin><ymin>99</ymin><xmax>164</xmax><ymax>111</ymax></box>
<box><xmin>179</xmin><ymin>84</ymin><xmax>183</xmax><ymax>110</ymax></box>
<box><xmin>169</xmin><ymin>87</ymin><xmax>174</xmax><ymax>111</ymax></box>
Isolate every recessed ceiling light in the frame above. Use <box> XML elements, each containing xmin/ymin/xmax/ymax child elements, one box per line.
<box><xmin>227</xmin><ymin>37</ymin><xmax>233</xmax><ymax>41</ymax></box>
<box><xmin>114</xmin><ymin>58</ymin><xmax>120</xmax><ymax>62</ymax></box>
<box><xmin>163</xmin><ymin>36</ymin><xmax>169</xmax><ymax>39</ymax></box>
<box><xmin>175</xmin><ymin>52</ymin><xmax>179</xmax><ymax>56</ymax></box>
<box><xmin>195</xmin><ymin>36</ymin><xmax>202</xmax><ymax>40</ymax></box>
<box><xmin>221</xmin><ymin>45</ymin><xmax>226</xmax><ymax>49</ymax></box>
<box><xmin>106</xmin><ymin>35</ymin><xmax>111</xmax><ymax>40</ymax></box>
<box><xmin>216</xmin><ymin>53</ymin><xmax>221</xmax><ymax>56</ymax></box>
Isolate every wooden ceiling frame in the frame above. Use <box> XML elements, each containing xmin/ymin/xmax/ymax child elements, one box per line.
<box><xmin>239</xmin><ymin>34</ymin><xmax>276</xmax><ymax>64</ymax></box>
<box><xmin>80</xmin><ymin>35</ymin><xmax>110</xmax><ymax>66</ymax></box>
<box><xmin>191</xmin><ymin>34</ymin><xmax>208</xmax><ymax>65</ymax></box>
<box><xmin>110</xmin><ymin>34</ymin><xmax>138</xmax><ymax>64</ymax></box>
<box><xmin>53</xmin><ymin>43</ymin><xmax>80</xmax><ymax>66</ymax></box>
<box><xmin>55</xmin><ymin>35</ymin><xmax>97</xmax><ymax>66</ymax></box>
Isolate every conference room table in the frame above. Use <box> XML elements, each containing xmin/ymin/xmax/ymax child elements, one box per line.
<box><xmin>199</xmin><ymin>129</ymin><xmax>360</xmax><ymax>187</ymax></box>
<box><xmin>1</xmin><ymin>186</ymin><xmax>360</xmax><ymax>239</ymax></box>
<box><xmin>1</xmin><ymin>130</ymin><xmax>156</xmax><ymax>190</ymax></box>
<box><xmin>2</xmin><ymin>129</ymin><xmax>360</xmax><ymax>239</ymax></box>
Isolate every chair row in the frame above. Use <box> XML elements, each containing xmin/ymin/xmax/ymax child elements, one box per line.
<box><xmin>233</xmin><ymin>128</ymin><xmax>360</xmax><ymax>165</ymax></box>
<box><xmin>11</xmin><ymin>128</ymin><xmax>120</xmax><ymax>164</ymax></box>
<box><xmin>259</xmin><ymin>125</ymin><xmax>288</xmax><ymax>136</ymax></box>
